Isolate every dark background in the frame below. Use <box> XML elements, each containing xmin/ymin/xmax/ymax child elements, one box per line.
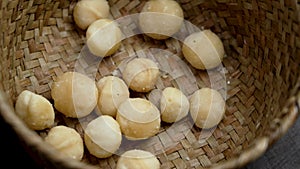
<box><xmin>1</xmin><ymin>115</ymin><xmax>299</xmax><ymax>169</ymax></box>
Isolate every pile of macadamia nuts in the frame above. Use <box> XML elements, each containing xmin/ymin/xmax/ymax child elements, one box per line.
<box><xmin>14</xmin><ymin>0</ymin><xmax>227</xmax><ymax>167</ymax></box>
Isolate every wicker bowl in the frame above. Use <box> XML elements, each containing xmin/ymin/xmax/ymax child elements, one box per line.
<box><xmin>0</xmin><ymin>0</ymin><xmax>300</xmax><ymax>169</ymax></box>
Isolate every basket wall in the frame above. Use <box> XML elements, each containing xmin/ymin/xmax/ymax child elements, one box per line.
<box><xmin>0</xmin><ymin>0</ymin><xmax>300</xmax><ymax>169</ymax></box>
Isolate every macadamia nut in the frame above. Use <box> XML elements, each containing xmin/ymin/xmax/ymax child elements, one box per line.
<box><xmin>122</xmin><ymin>58</ymin><xmax>160</xmax><ymax>93</ymax></box>
<box><xmin>86</xmin><ymin>19</ymin><xmax>122</xmax><ymax>57</ymax></box>
<box><xmin>84</xmin><ymin>115</ymin><xmax>122</xmax><ymax>158</ymax></box>
<box><xmin>116</xmin><ymin>98</ymin><xmax>161</xmax><ymax>140</ymax></box>
<box><xmin>15</xmin><ymin>90</ymin><xmax>55</xmax><ymax>130</ymax></box>
<box><xmin>139</xmin><ymin>0</ymin><xmax>184</xmax><ymax>40</ymax></box>
<box><xmin>182</xmin><ymin>29</ymin><xmax>225</xmax><ymax>70</ymax></box>
<box><xmin>51</xmin><ymin>72</ymin><xmax>98</xmax><ymax>118</ymax></box>
<box><xmin>96</xmin><ymin>76</ymin><xmax>129</xmax><ymax>117</ymax></box>
<box><xmin>44</xmin><ymin>126</ymin><xmax>84</xmax><ymax>160</ymax></box>
<box><xmin>116</xmin><ymin>149</ymin><xmax>160</xmax><ymax>169</ymax></box>
<box><xmin>189</xmin><ymin>88</ymin><xmax>225</xmax><ymax>129</ymax></box>
<box><xmin>160</xmin><ymin>87</ymin><xmax>189</xmax><ymax>123</ymax></box>
<box><xmin>73</xmin><ymin>0</ymin><xmax>110</xmax><ymax>30</ymax></box>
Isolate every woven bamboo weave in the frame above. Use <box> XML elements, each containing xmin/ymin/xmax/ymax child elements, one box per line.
<box><xmin>0</xmin><ymin>0</ymin><xmax>300</xmax><ymax>169</ymax></box>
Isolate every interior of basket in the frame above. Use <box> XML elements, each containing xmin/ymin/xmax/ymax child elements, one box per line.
<box><xmin>0</xmin><ymin>0</ymin><xmax>299</xmax><ymax>168</ymax></box>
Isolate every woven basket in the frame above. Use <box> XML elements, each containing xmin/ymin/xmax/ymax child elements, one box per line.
<box><xmin>1</xmin><ymin>0</ymin><xmax>300</xmax><ymax>168</ymax></box>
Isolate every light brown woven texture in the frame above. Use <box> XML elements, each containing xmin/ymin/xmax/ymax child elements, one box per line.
<box><xmin>0</xmin><ymin>0</ymin><xmax>300</xmax><ymax>169</ymax></box>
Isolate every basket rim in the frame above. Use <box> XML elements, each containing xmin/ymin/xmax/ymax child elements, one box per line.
<box><xmin>0</xmin><ymin>83</ymin><xmax>299</xmax><ymax>169</ymax></box>
<box><xmin>0</xmin><ymin>91</ymin><xmax>96</xmax><ymax>169</ymax></box>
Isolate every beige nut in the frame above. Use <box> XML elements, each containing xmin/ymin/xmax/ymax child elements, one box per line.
<box><xmin>84</xmin><ymin>115</ymin><xmax>122</xmax><ymax>158</ymax></box>
<box><xmin>116</xmin><ymin>149</ymin><xmax>160</xmax><ymax>169</ymax></box>
<box><xmin>44</xmin><ymin>126</ymin><xmax>84</xmax><ymax>160</ymax></box>
<box><xmin>182</xmin><ymin>29</ymin><xmax>225</xmax><ymax>70</ymax></box>
<box><xmin>15</xmin><ymin>90</ymin><xmax>55</xmax><ymax>130</ymax></box>
<box><xmin>122</xmin><ymin>58</ymin><xmax>160</xmax><ymax>93</ymax></box>
<box><xmin>139</xmin><ymin>0</ymin><xmax>184</xmax><ymax>40</ymax></box>
<box><xmin>189</xmin><ymin>88</ymin><xmax>225</xmax><ymax>129</ymax></box>
<box><xmin>86</xmin><ymin>19</ymin><xmax>122</xmax><ymax>57</ymax></box>
<box><xmin>51</xmin><ymin>72</ymin><xmax>98</xmax><ymax>118</ymax></box>
<box><xmin>96</xmin><ymin>76</ymin><xmax>129</xmax><ymax>117</ymax></box>
<box><xmin>73</xmin><ymin>0</ymin><xmax>110</xmax><ymax>30</ymax></box>
<box><xmin>160</xmin><ymin>87</ymin><xmax>189</xmax><ymax>123</ymax></box>
<box><xmin>116</xmin><ymin>98</ymin><xmax>161</xmax><ymax>140</ymax></box>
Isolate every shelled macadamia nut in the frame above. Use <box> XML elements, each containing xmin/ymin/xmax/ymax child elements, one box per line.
<box><xmin>84</xmin><ymin>115</ymin><xmax>122</xmax><ymax>158</ymax></box>
<box><xmin>116</xmin><ymin>149</ymin><xmax>160</xmax><ymax>169</ymax></box>
<box><xmin>139</xmin><ymin>0</ymin><xmax>184</xmax><ymax>40</ymax></box>
<box><xmin>189</xmin><ymin>88</ymin><xmax>225</xmax><ymax>129</ymax></box>
<box><xmin>73</xmin><ymin>0</ymin><xmax>110</xmax><ymax>30</ymax></box>
<box><xmin>86</xmin><ymin>19</ymin><xmax>122</xmax><ymax>57</ymax></box>
<box><xmin>51</xmin><ymin>72</ymin><xmax>98</xmax><ymax>118</ymax></box>
<box><xmin>182</xmin><ymin>29</ymin><xmax>225</xmax><ymax>70</ymax></box>
<box><xmin>44</xmin><ymin>126</ymin><xmax>84</xmax><ymax>160</ymax></box>
<box><xmin>116</xmin><ymin>98</ymin><xmax>161</xmax><ymax>140</ymax></box>
<box><xmin>122</xmin><ymin>58</ymin><xmax>160</xmax><ymax>93</ymax></box>
<box><xmin>96</xmin><ymin>76</ymin><xmax>129</xmax><ymax>117</ymax></box>
<box><xmin>15</xmin><ymin>90</ymin><xmax>55</xmax><ymax>130</ymax></box>
<box><xmin>160</xmin><ymin>87</ymin><xmax>189</xmax><ymax>123</ymax></box>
